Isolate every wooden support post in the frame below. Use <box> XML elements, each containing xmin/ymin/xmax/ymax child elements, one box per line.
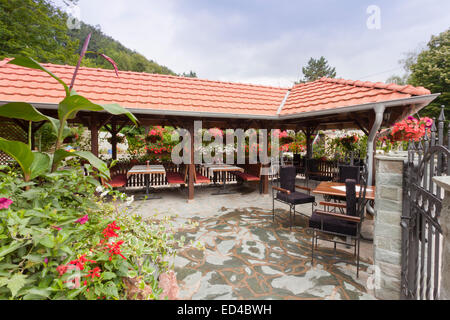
<box><xmin>188</xmin><ymin>124</ymin><xmax>195</xmax><ymax>201</ymax></box>
<box><xmin>305</xmin><ymin>128</ymin><xmax>313</xmax><ymax>160</ymax></box>
<box><xmin>90</xmin><ymin>117</ymin><xmax>99</xmax><ymax>157</ymax></box>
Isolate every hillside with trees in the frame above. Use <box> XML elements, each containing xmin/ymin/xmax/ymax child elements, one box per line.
<box><xmin>0</xmin><ymin>0</ymin><xmax>186</xmax><ymax>76</ymax></box>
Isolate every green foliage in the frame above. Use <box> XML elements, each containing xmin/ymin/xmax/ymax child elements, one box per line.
<box><xmin>299</xmin><ymin>56</ymin><xmax>336</xmax><ymax>83</ymax></box>
<box><xmin>0</xmin><ymin>138</ymin><xmax>50</xmax><ymax>181</ymax></box>
<box><xmin>0</xmin><ymin>0</ymin><xmax>182</xmax><ymax>75</ymax></box>
<box><xmin>0</xmin><ymin>0</ymin><xmax>78</xmax><ymax>65</ymax></box>
<box><xmin>408</xmin><ymin>28</ymin><xmax>450</xmax><ymax>122</ymax></box>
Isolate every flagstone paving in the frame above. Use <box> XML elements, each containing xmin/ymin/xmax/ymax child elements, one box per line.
<box><xmin>171</xmin><ymin>207</ymin><xmax>375</xmax><ymax>300</ymax></box>
<box><xmin>131</xmin><ymin>182</ymin><xmax>376</xmax><ymax>300</ymax></box>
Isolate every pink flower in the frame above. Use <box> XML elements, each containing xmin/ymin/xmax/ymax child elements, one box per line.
<box><xmin>0</xmin><ymin>198</ymin><xmax>13</xmax><ymax>210</ymax></box>
<box><xmin>51</xmin><ymin>226</ymin><xmax>62</xmax><ymax>231</ymax></box>
<box><xmin>75</xmin><ymin>215</ymin><xmax>89</xmax><ymax>225</ymax></box>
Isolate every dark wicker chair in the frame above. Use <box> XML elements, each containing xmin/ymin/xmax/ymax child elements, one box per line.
<box><xmin>272</xmin><ymin>166</ymin><xmax>316</xmax><ymax>229</ymax></box>
<box><xmin>308</xmin><ymin>165</ymin><xmax>368</xmax><ymax>278</ymax></box>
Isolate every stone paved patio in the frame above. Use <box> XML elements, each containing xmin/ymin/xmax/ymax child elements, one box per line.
<box><xmin>130</xmin><ymin>180</ymin><xmax>376</xmax><ymax>300</ymax></box>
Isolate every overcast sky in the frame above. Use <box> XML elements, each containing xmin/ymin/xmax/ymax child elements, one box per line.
<box><xmin>61</xmin><ymin>0</ymin><xmax>449</xmax><ymax>87</ymax></box>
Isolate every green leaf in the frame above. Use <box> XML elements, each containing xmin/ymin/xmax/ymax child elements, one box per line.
<box><xmin>101</xmin><ymin>272</ymin><xmax>116</xmax><ymax>281</ymax></box>
<box><xmin>103</xmin><ymin>281</ymin><xmax>119</xmax><ymax>298</ymax></box>
<box><xmin>0</xmin><ymin>139</ymin><xmax>50</xmax><ymax>181</ymax></box>
<box><xmin>22</xmin><ymin>288</ymin><xmax>52</xmax><ymax>300</ymax></box>
<box><xmin>8</xmin><ymin>57</ymin><xmax>70</xmax><ymax>96</ymax></box>
<box><xmin>58</xmin><ymin>95</ymin><xmax>137</xmax><ymax>125</ymax></box>
<box><xmin>39</xmin><ymin>234</ymin><xmax>55</xmax><ymax>248</ymax></box>
<box><xmin>53</xmin><ymin>149</ymin><xmax>110</xmax><ymax>179</ymax></box>
<box><xmin>29</xmin><ymin>152</ymin><xmax>51</xmax><ymax>179</ymax></box>
<box><xmin>0</xmin><ymin>241</ymin><xmax>28</xmax><ymax>258</ymax></box>
<box><xmin>7</xmin><ymin>273</ymin><xmax>27</xmax><ymax>298</ymax></box>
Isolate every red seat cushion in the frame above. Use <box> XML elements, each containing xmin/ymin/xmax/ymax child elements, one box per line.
<box><xmin>235</xmin><ymin>172</ymin><xmax>260</xmax><ymax>182</ymax></box>
<box><xmin>166</xmin><ymin>172</ymin><xmax>185</xmax><ymax>184</ymax></box>
<box><xmin>109</xmin><ymin>174</ymin><xmax>127</xmax><ymax>187</ymax></box>
<box><xmin>195</xmin><ymin>173</ymin><xmax>210</xmax><ymax>183</ymax></box>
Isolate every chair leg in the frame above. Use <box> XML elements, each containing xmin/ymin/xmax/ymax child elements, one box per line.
<box><xmin>289</xmin><ymin>205</ymin><xmax>292</xmax><ymax>230</ymax></box>
<box><xmin>293</xmin><ymin>205</ymin><xmax>295</xmax><ymax>228</ymax></box>
<box><xmin>356</xmin><ymin>238</ymin><xmax>361</xmax><ymax>278</ymax></box>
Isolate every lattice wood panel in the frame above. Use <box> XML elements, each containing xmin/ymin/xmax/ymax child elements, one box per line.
<box><xmin>0</xmin><ymin>119</ymin><xmax>27</xmax><ymax>165</ymax></box>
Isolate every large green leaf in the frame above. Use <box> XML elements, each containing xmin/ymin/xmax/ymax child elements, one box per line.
<box><xmin>29</xmin><ymin>152</ymin><xmax>51</xmax><ymax>180</ymax></box>
<box><xmin>8</xmin><ymin>57</ymin><xmax>70</xmax><ymax>96</ymax></box>
<box><xmin>53</xmin><ymin>149</ymin><xmax>110</xmax><ymax>179</ymax></box>
<box><xmin>0</xmin><ymin>139</ymin><xmax>50</xmax><ymax>181</ymax></box>
<box><xmin>58</xmin><ymin>95</ymin><xmax>137</xmax><ymax>125</ymax></box>
<box><xmin>0</xmin><ymin>102</ymin><xmax>62</xmax><ymax>134</ymax></box>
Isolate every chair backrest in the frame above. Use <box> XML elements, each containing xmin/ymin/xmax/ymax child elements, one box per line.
<box><xmin>346</xmin><ymin>163</ymin><xmax>369</xmax><ymax>219</ymax></box>
<box><xmin>345</xmin><ymin>179</ymin><xmax>357</xmax><ymax>216</ymax></box>
<box><xmin>279</xmin><ymin>166</ymin><xmax>296</xmax><ymax>192</ymax></box>
<box><xmin>339</xmin><ymin>165</ymin><xmax>360</xmax><ymax>184</ymax></box>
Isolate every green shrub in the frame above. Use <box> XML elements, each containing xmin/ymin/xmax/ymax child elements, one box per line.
<box><xmin>0</xmin><ymin>166</ymin><xmax>184</xmax><ymax>300</ymax></box>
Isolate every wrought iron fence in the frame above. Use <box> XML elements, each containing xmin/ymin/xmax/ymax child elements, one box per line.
<box><xmin>401</xmin><ymin>106</ymin><xmax>449</xmax><ymax>300</ymax></box>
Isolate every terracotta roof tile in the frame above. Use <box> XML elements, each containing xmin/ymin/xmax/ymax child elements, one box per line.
<box><xmin>281</xmin><ymin>77</ymin><xmax>431</xmax><ymax>115</ymax></box>
<box><xmin>0</xmin><ymin>59</ymin><xmax>432</xmax><ymax>117</ymax></box>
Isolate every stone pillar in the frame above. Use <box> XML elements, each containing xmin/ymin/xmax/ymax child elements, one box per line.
<box><xmin>432</xmin><ymin>176</ymin><xmax>450</xmax><ymax>300</ymax></box>
<box><xmin>373</xmin><ymin>153</ymin><xmax>407</xmax><ymax>300</ymax></box>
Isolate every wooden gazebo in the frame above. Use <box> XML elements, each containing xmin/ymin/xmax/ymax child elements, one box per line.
<box><xmin>0</xmin><ymin>60</ymin><xmax>439</xmax><ymax>200</ymax></box>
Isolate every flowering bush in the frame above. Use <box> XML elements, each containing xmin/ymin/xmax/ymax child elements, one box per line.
<box><xmin>0</xmin><ymin>165</ymin><xmax>189</xmax><ymax>300</ymax></box>
<box><xmin>390</xmin><ymin>116</ymin><xmax>433</xmax><ymax>142</ymax></box>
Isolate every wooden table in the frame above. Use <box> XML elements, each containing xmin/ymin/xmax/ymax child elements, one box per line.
<box><xmin>203</xmin><ymin>164</ymin><xmax>244</xmax><ymax>195</ymax></box>
<box><xmin>127</xmin><ymin>165</ymin><xmax>166</xmax><ymax>199</ymax></box>
<box><xmin>312</xmin><ymin>181</ymin><xmax>376</xmax><ymax>201</ymax></box>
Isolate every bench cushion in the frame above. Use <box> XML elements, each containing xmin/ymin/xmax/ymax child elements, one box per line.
<box><xmin>166</xmin><ymin>172</ymin><xmax>185</xmax><ymax>184</ymax></box>
<box><xmin>109</xmin><ymin>174</ymin><xmax>127</xmax><ymax>188</ymax></box>
<box><xmin>195</xmin><ymin>172</ymin><xmax>210</xmax><ymax>184</ymax></box>
<box><xmin>235</xmin><ymin>172</ymin><xmax>260</xmax><ymax>182</ymax></box>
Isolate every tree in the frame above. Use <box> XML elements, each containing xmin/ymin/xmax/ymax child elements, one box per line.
<box><xmin>0</xmin><ymin>0</ymin><xmax>79</xmax><ymax>64</ymax></box>
<box><xmin>180</xmin><ymin>71</ymin><xmax>198</xmax><ymax>78</ymax></box>
<box><xmin>408</xmin><ymin>29</ymin><xmax>449</xmax><ymax>121</ymax></box>
<box><xmin>299</xmin><ymin>56</ymin><xmax>336</xmax><ymax>83</ymax></box>
<box><xmin>385</xmin><ymin>75</ymin><xmax>408</xmax><ymax>85</ymax></box>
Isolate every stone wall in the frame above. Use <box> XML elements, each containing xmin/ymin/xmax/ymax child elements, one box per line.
<box><xmin>373</xmin><ymin>153</ymin><xmax>406</xmax><ymax>300</ymax></box>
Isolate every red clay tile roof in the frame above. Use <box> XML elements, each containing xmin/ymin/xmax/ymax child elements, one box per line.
<box><xmin>281</xmin><ymin>77</ymin><xmax>431</xmax><ymax>116</ymax></box>
<box><xmin>0</xmin><ymin>59</ymin><xmax>432</xmax><ymax>118</ymax></box>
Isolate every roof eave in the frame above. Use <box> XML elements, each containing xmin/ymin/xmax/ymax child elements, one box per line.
<box><xmin>0</xmin><ymin>93</ymin><xmax>440</xmax><ymax>121</ymax></box>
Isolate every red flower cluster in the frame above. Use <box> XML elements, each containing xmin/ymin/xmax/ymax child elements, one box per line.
<box><xmin>69</xmin><ymin>254</ymin><xmax>96</xmax><ymax>271</ymax></box>
<box><xmin>102</xmin><ymin>221</ymin><xmax>120</xmax><ymax>239</ymax></box>
<box><xmin>390</xmin><ymin>116</ymin><xmax>433</xmax><ymax>142</ymax></box>
<box><xmin>106</xmin><ymin>240</ymin><xmax>126</xmax><ymax>261</ymax></box>
<box><xmin>86</xmin><ymin>267</ymin><xmax>101</xmax><ymax>279</ymax></box>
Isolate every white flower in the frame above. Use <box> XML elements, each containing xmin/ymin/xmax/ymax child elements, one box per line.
<box><xmin>96</xmin><ymin>186</ymin><xmax>105</xmax><ymax>193</ymax></box>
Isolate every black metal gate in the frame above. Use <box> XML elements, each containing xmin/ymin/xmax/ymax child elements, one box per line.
<box><xmin>401</xmin><ymin>106</ymin><xmax>449</xmax><ymax>300</ymax></box>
